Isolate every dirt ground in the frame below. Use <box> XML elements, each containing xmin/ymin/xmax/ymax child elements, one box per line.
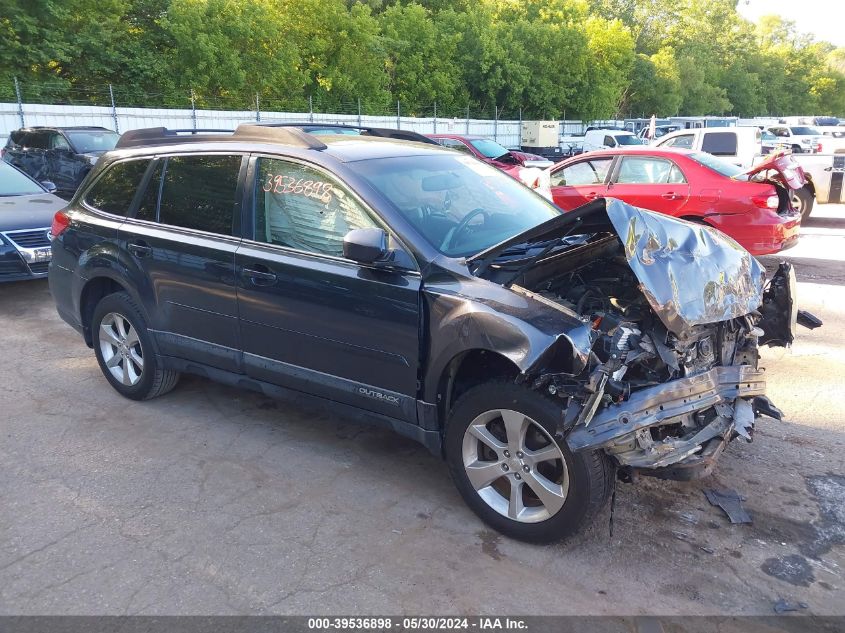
<box><xmin>1</xmin><ymin>207</ymin><xmax>843</xmax><ymax>617</ymax></box>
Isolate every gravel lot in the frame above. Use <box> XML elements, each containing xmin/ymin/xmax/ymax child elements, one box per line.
<box><xmin>1</xmin><ymin>206</ymin><xmax>844</xmax><ymax>616</ymax></box>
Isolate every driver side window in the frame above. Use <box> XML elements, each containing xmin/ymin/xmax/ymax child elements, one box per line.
<box><xmin>551</xmin><ymin>158</ymin><xmax>612</xmax><ymax>186</ymax></box>
<box><xmin>442</xmin><ymin>139</ymin><xmax>473</xmax><ymax>154</ymax></box>
<box><xmin>254</xmin><ymin>158</ymin><xmax>379</xmax><ymax>259</ymax></box>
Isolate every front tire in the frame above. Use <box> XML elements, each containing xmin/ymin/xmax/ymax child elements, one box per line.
<box><xmin>445</xmin><ymin>382</ymin><xmax>612</xmax><ymax>543</ymax></box>
<box><xmin>792</xmin><ymin>186</ymin><xmax>814</xmax><ymax>221</ymax></box>
<box><xmin>92</xmin><ymin>292</ymin><xmax>179</xmax><ymax>400</ymax></box>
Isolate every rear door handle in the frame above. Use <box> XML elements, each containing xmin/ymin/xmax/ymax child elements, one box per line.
<box><xmin>128</xmin><ymin>241</ymin><xmax>152</xmax><ymax>258</ymax></box>
<box><xmin>585</xmin><ymin>192</ymin><xmax>599</xmax><ymax>199</ymax></box>
<box><xmin>242</xmin><ymin>265</ymin><xmax>277</xmax><ymax>285</ymax></box>
<box><xmin>661</xmin><ymin>192</ymin><xmax>680</xmax><ymax>200</ymax></box>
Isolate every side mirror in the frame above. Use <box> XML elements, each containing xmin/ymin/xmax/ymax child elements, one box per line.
<box><xmin>40</xmin><ymin>181</ymin><xmax>58</xmax><ymax>193</ymax></box>
<box><xmin>343</xmin><ymin>227</ymin><xmax>389</xmax><ymax>264</ymax></box>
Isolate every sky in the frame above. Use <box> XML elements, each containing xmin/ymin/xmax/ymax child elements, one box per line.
<box><xmin>737</xmin><ymin>0</ymin><xmax>845</xmax><ymax>48</ymax></box>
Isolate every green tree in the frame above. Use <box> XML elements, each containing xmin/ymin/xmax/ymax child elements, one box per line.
<box><xmin>165</xmin><ymin>0</ymin><xmax>304</xmax><ymax>107</ymax></box>
<box><xmin>288</xmin><ymin>0</ymin><xmax>390</xmax><ymax>111</ymax></box>
<box><xmin>625</xmin><ymin>47</ymin><xmax>682</xmax><ymax>117</ymax></box>
<box><xmin>576</xmin><ymin>17</ymin><xmax>635</xmax><ymax>119</ymax></box>
<box><xmin>379</xmin><ymin>3</ymin><xmax>466</xmax><ymax>114</ymax></box>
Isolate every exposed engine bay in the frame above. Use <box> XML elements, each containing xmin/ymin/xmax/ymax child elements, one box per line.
<box><xmin>522</xmin><ymin>254</ymin><xmax>777</xmax><ymax>478</ymax></box>
<box><xmin>474</xmin><ymin>199</ymin><xmax>821</xmax><ymax>480</ymax></box>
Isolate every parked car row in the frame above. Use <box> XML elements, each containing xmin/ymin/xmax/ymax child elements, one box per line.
<box><xmin>42</xmin><ymin>123</ymin><xmax>818</xmax><ymax>544</ymax></box>
<box><xmin>0</xmin><ymin>121</ymin><xmax>814</xmax><ymax>286</ymax></box>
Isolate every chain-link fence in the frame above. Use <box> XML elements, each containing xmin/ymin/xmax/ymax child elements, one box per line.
<box><xmin>1</xmin><ymin>77</ymin><xmax>597</xmax><ymax>148</ymax></box>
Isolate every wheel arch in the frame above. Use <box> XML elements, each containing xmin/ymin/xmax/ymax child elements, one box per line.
<box><xmin>435</xmin><ymin>349</ymin><xmax>522</xmax><ymax>434</ymax></box>
<box><xmin>79</xmin><ymin>276</ymin><xmax>132</xmax><ymax>346</ymax></box>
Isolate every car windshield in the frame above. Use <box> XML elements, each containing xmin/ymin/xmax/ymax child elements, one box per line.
<box><xmin>790</xmin><ymin>126</ymin><xmax>820</xmax><ymax>136</ymax></box>
<box><xmin>615</xmin><ymin>135</ymin><xmax>644</xmax><ymax>146</ymax></box>
<box><xmin>0</xmin><ymin>162</ymin><xmax>44</xmax><ymax>196</ymax></box>
<box><xmin>469</xmin><ymin>139</ymin><xmax>510</xmax><ymax>159</ymax></box>
<box><xmin>762</xmin><ymin>131</ymin><xmax>777</xmax><ymax>141</ymax></box>
<box><xmin>64</xmin><ymin>130</ymin><xmax>119</xmax><ymax>153</ymax></box>
<box><xmin>688</xmin><ymin>152</ymin><xmax>748</xmax><ymax>180</ymax></box>
<box><xmin>349</xmin><ymin>154</ymin><xmax>561</xmax><ymax>257</ymax></box>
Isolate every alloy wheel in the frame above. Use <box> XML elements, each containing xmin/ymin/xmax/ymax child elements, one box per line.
<box><xmin>98</xmin><ymin>312</ymin><xmax>144</xmax><ymax>386</ymax></box>
<box><xmin>461</xmin><ymin>409</ymin><xmax>569</xmax><ymax>523</ymax></box>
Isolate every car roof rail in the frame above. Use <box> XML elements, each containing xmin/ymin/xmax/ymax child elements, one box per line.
<box><xmin>233</xmin><ymin>124</ymin><xmax>327</xmax><ymax>150</ymax></box>
<box><xmin>114</xmin><ymin>125</ymin><xmax>328</xmax><ymax>150</ymax></box>
<box><xmin>255</xmin><ymin>122</ymin><xmax>438</xmax><ymax>145</ymax></box>
<box><xmin>22</xmin><ymin>125</ymin><xmax>112</xmax><ymax>131</ymax></box>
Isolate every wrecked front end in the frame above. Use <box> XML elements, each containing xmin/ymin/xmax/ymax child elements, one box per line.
<box><xmin>475</xmin><ymin>198</ymin><xmax>819</xmax><ymax>480</ymax></box>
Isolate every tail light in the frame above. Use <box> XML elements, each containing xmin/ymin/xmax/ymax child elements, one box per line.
<box><xmin>816</xmin><ymin>142</ymin><xmax>823</xmax><ymax>153</ymax></box>
<box><xmin>752</xmin><ymin>193</ymin><xmax>779</xmax><ymax>210</ymax></box>
<box><xmin>50</xmin><ymin>210</ymin><xmax>70</xmax><ymax>240</ymax></box>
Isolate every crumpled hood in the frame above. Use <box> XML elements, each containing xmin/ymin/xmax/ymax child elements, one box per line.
<box><xmin>507</xmin><ymin>150</ymin><xmax>546</xmax><ymax>164</ymax></box>
<box><xmin>470</xmin><ymin>197</ymin><xmax>766</xmax><ymax>335</ymax></box>
<box><xmin>608</xmin><ymin>199</ymin><xmax>766</xmax><ymax>334</ymax></box>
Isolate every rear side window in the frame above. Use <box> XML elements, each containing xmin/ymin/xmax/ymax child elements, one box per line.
<box><xmin>24</xmin><ymin>131</ymin><xmax>50</xmax><ymax>150</ymax></box>
<box><xmin>616</xmin><ymin>157</ymin><xmax>686</xmax><ymax>184</ymax></box>
<box><xmin>9</xmin><ymin>131</ymin><xmax>26</xmax><ymax>147</ymax></box>
<box><xmin>701</xmin><ymin>132</ymin><xmax>738</xmax><ymax>156</ymax></box>
<box><xmin>156</xmin><ymin>155</ymin><xmax>242</xmax><ymax>235</ymax></box>
<box><xmin>84</xmin><ymin>159</ymin><xmax>151</xmax><ymax>216</ymax></box>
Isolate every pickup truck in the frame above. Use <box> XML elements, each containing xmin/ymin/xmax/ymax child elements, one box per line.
<box><xmin>752</xmin><ymin>150</ymin><xmax>845</xmax><ymax>219</ymax></box>
<box><xmin>790</xmin><ymin>152</ymin><xmax>845</xmax><ymax>218</ymax></box>
<box><xmin>655</xmin><ymin>127</ymin><xmax>762</xmax><ymax>168</ymax></box>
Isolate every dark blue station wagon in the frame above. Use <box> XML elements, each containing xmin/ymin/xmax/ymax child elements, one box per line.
<box><xmin>48</xmin><ymin>124</ymin><xmax>807</xmax><ymax>542</ymax></box>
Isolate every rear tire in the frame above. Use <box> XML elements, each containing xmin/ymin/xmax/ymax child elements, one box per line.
<box><xmin>445</xmin><ymin>381</ymin><xmax>612</xmax><ymax>543</ymax></box>
<box><xmin>92</xmin><ymin>292</ymin><xmax>179</xmax><ymax>400</ymax></box>
<box><xmin>792</xmin><ymin>186</ymin><xmax>814</xmax><ymax>221</ymax></box>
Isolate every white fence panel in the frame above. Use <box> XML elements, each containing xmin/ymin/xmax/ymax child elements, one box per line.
<box><xmin>0</xmin><ymin>102</ymin><xmax>587</xmax><ymax>150</ymax></box>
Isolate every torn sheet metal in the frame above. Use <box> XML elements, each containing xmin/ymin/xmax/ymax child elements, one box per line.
<box><xmin>604</xmin><ymin>198</ymin><xmax>767</xmax><ymax>336</ymax></box>
<box><xmin>733</xmin><ymin>398</ymin><xmax>755</xmax><ymax>441</ymax></box>
<box><xmin>704</xmin><ymin>488</ymin><xmax>752</xmax><ymax>524</ymax></box>
<box><xmin>567</xmin><ymin>364</ymin><xmax>766</xmax><ymax>452</ymax></box>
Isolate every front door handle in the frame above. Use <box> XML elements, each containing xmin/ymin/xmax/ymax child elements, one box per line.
<box><xmin>128</xmin><ymin>241</ymin><xmax>152</xmax><ymax>258</ymax></box>
<box><xmin>242</xmin><ymin>265</ymin><xmax>277</xmax><ymax>285</ymax></box>
<box><xmin>585</xmin><ymin>192</ymin><xmax>599</xmax><ymax>199</ymax></box>
<box><xmin>661</xmin><ymin>192</ymin><xmax>680</xmax><ymax>200</ymax></box>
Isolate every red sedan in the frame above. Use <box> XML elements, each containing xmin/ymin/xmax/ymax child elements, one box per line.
<box><xmin>549</xmin><ymin>148</ymin><xmax>805</xmax><ymax>255</ymax></box>
<box><xmin>428</xmin><ymin>134</ymin><xmax>551</xmax><ymax>176</ymax></box>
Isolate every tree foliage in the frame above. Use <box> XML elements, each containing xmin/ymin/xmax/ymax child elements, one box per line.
<box><xmin>2</xmin><ymin>0</ymin><xmax>843</xmax><ymax>118</ymax></box>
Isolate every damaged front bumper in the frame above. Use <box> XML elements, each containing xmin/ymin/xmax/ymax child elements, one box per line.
<box><xmin>566</xmin><ymin>365</ymin><xmax>771</xmax><ymax>479</ymax></box>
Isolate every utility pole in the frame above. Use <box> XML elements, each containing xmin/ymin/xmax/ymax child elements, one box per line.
<box><xmin>190</xmin><ymin>89</ymin><xmax>197</xmax><ymax>131</ymax></box>
<box><xmin>433</xmin><ymin>101</ymin><xmax>437</xmax><ymax>134</ymax></box>
<box><xmin>13</xmin><ymin>77</ymin><xmax>24</xmax><ymax>127</ymax></box>
<box><xmin>255</xmin><ymin>93</ymin><xmax>261</xmax><ymax>122</ymax></box>
<box><xmin>396</xmin><ymin>101</ymin><xmax>401</xmax><ymax>129</ymax></box>
<box><xmin>108</xmin><ymin>84</ymin><xmax>119</xmax><ymax>133</ymax></box>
